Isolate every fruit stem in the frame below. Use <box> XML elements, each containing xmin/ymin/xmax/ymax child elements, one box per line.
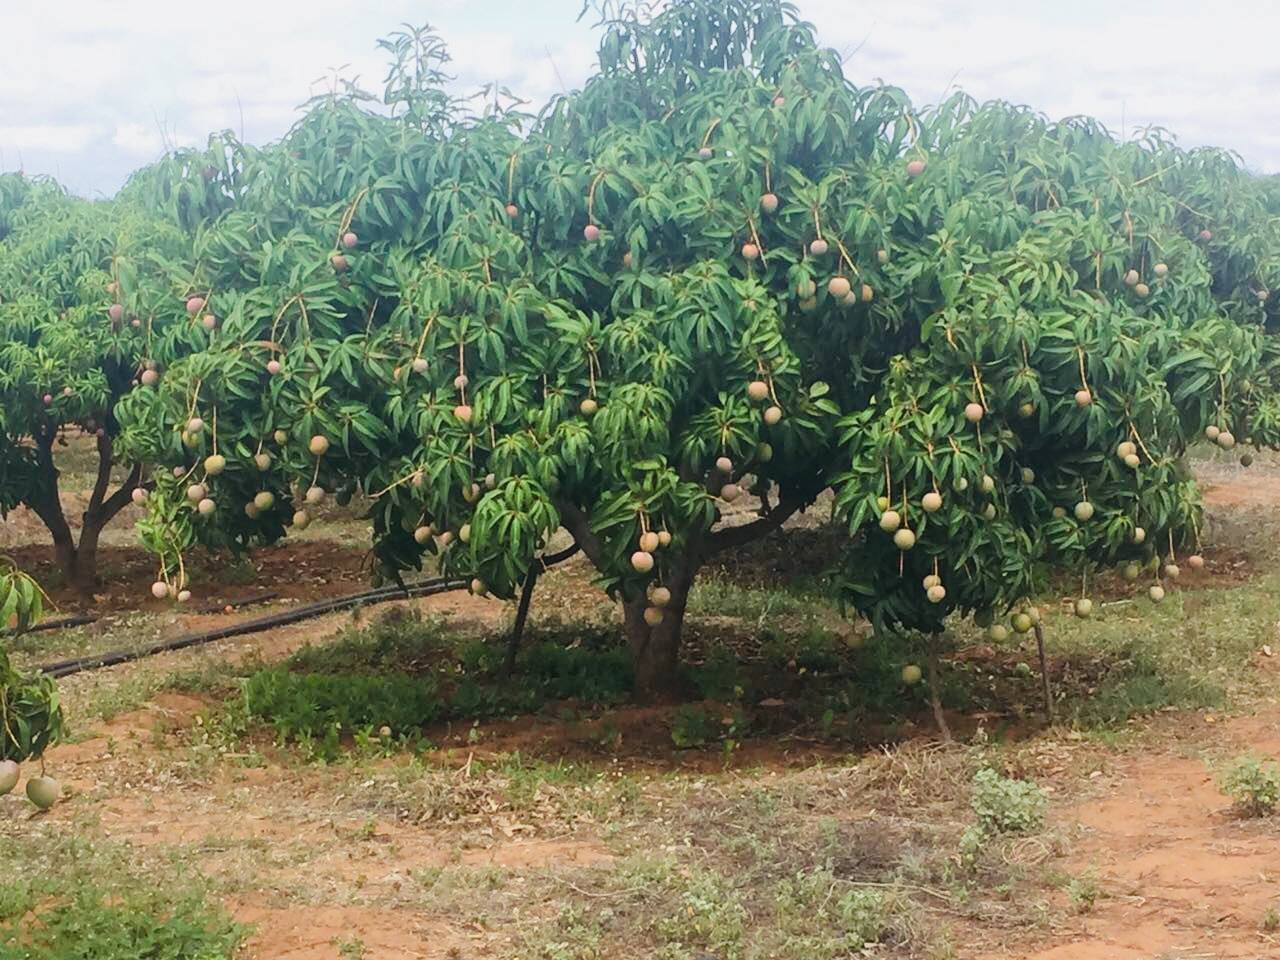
<box><xmin>506</xmin><ymin>152</ymin><xmax>518</xmax><ymax>201</ymax></box>
<box><xmin>763</xmin><ymin>162</ymin><xmax>772</xmax><ymax>194</ymax></box>
<box><xmin>413</xmin><ymin>313</ymin><xmax>438</xmax><ymax>365</ymax></box>
<box><xmin>699</xmin><ymin>117</ymin><xmax>722</xmax><ymax>149</ymax></box>
<box><xmin>833</xmin><ymin>239</ymin><xmax>861</xmax><ymax>278</ymax></box>
<box><xmin>1172</xmin><ymin>197</ymin><xmax>1212</xmax><ymax>220</ymax></box>
<box><xmin>1132</xmin><ymin>164</ymin><xmax>1174</xmax><ymax>189</ymax></box>
<box><xmin>586</xmin><ymin>170</ymin><xmax>608</xmax><ymax>224</ymax></box>
<box><xmin>1075</xmin><ymin>347</ymin><xmax>1090</xmax><ymax>393</ymax></box>
<box><xmin>458</xmin><ymin>341</ymin><xmax>467</xmax><ymax>403</ymax></box>
<box><xmin>369</xmin><ymin>470</ymin><xmax>422</xmax><ymax>499</ymax></box>
<box><xmin>902</xmin><ymin>111</ymin><xmax>921</xmax><ymax>150</ymax></box>
<box><xmin>336</xmin><ymin>188</ymin><xmax>368</xmax><ymax>248</ymax></box>
<box><xmin>184</xmin><ymin>379</ymin><xmax>204</xmax><ymax>424</ymax></box>
<box><xmin>1126</xmin><ymin>420</ymin><xmax>1156</xmax><ymax>463</ymax></box>
<box><xmin>970</xmin><ymin>363</ymin><xmax>987</xmax><ymax>409</ymax></box>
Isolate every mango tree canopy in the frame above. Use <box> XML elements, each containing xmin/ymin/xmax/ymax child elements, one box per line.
<box><xmin>70</xmin><ymin>0</ymin><xmax>1280</xmax><ymax>693</ymax></box>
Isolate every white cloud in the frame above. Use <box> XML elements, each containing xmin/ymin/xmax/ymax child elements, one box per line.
<box><xmin>0</xmin><ymin>123</ymin><xmax>100</xmax><ymax>153</ymax></box>
<box><xmin>2</xmin><ymin>0</ymin><xmax>1276</xmax><ymax>195</ymax></box>
<box><xmin>111</xmin><ymin>122</ymin><xmax>195</xmax><ymax>158</ymax></box>
<box><xmin>803</xmin><ymin>0</ymin><xmax>1280</xmax><ymax>172</ymax></box>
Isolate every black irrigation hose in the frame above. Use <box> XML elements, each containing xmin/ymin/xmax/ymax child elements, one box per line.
<box><xmin>5</xmin><ymin>615</ymin><xmax>98</xmax><ymax>638</ymax></box>
<box><xmin>36</xmin><ymin>576</ymin><xmax>468</xmax><ymax>679</ymax></box>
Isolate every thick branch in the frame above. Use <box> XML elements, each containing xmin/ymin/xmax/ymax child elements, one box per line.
<box><xmin>552</xmin><ymin>499</ymin><xmax>606</xmax><ymax>568</ymax></box>
<box><xmin>97</xmin><ymin>462</ymin><xmax>143</xmax><ymax>526</ymax></box>
<box><xmin>538</xmin><ymin>543</ymin><xmax>581</xmax><ymax>569</ymax></box>
<box><xmin>703</xmin><ymin>483</ymin><xmax>824</xmax><ymax>556</ymax></box>
<box><xmin>86</xmin><ymin>432</ymin><xmax>114</xmax><ymax>516</ymax></box>
<box><xmin>27</xmin><ymin>428</ymin><xmax>72</xmax><ymax>546</ymax></box>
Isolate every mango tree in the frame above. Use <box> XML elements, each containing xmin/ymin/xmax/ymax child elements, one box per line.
<box><xmin>0</xmin><ymin>174</ymin><xmax>205</xmax><ymax>593</ymax></box>
<box><xmin>110</xmin><ymin>0</ymin><xmax>1280</xmax><ymax>699</ymax></box>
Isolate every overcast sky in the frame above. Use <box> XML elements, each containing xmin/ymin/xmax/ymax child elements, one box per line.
<box><xmin>3</xmin><ymin>1</ymin><xmax>1276</xmax><ymax>197</ymax></box>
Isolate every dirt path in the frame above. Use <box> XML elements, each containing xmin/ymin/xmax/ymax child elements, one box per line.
<box><xmin>982</xmin><ymin>711</ymin><xmax>1280</xmax><ymax>960</ymax></box>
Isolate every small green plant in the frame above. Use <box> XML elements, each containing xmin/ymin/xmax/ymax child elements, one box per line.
<box><xmin>1222</xmin><ymin>756</ymin><xmax>1280</xmax><ymax>817</ymax></box>
<box><xmin>0</xmin><ymin>835</ymin><xmax>243</xmax><ymax>959</ymax></box>
<box><xmin>654</xmin><ymin>866</ymin><xmax>746</xmax><ymax>955</ymax></box>
<box><xmin>1262</xmin><ymin>906</ymin><xmax>1280</xmax><ymax>932</ymax></box>
<box><xmin>770</xmin><ymin>869</ymin><xmax>886</xmax><ymax>956</ymax></box>
<box><xmin>687</xmin><ymin>643</ymin><xmax>745</xmax><ymax>701</ymax></box>
<box><xmin>243</xmin><ymin>667</ymin><xmax>443</xmax><ymax>744</ymax></box>
<box><xmin>1066</xmin><ymin>872</ymin><xmax>1101</xmax><ymax>914</ymax></box>
<box><xmin>971</xmin><ymin>768</ymin><xmax>1047</xmax><ymax>836</ymax></box>
<box><xmin>670</xmin><ymin>705</ymin><xmax>719</xmax><ymax>748</ymax></box>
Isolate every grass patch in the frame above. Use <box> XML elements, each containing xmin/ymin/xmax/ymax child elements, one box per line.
<box><xmin>1026</xmin><ymin>573</ymin><xmax>1280</xmax><ymax>726</ymax></box>
<box><xmin>237</xmin><ymin>608</ymin><xmax>962</xmax><ymax>756</ymax></box>
<box><xmin>240</xmin><ymin>613</ymin><xmax>638</xmax><ymax>754</ymax></box>
<box><xmin>0</xmin><ymin>831</ymin><xmax>243</xmax><ymax>959</ymax></box>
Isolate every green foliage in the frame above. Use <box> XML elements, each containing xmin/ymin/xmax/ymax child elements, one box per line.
<box><xmin>970</xmin><ymin>767</ymin><xmax>1047</xmax><ymax>835</ymax></box>
<box><xmin>7</xmin><ymin>0</ymin><xmax>1280</xmax><ymax>685</ymax></box>
<box><xmin>670</xmin><ymin>704</ymin><xmax>722</xmax><ymax>748</ymax></box>
<box><xmin>651</xmin><ymin>864</ymin><xmax>747</xmax><ymax>956</ymax></box>
<box><xmin>1066</xmin><ymin>871</ymin><xmax>1102</xmax><ymax>914</ymax></box>
<box><xmin>770</xmin><ymin>870</ymin><xmax>886</xmax><ymax>956</ymax></box>
<box><xmin>0</xmin><ymin>561</ymin><xmax>42</xmax><ymax>634</ymax></box>
<box><xmin>241</xmin><ymin>614</ymin><xmax>634</xmax><ymax>748</ymax></box>
<box><xmin>0</xmin><ymin>835</ymin><xmax>242</xmax><ymax>960</ymax></box>
<box><xmin>0</xmin><ymin>174</ymin><xmax>187</xmax><ymax>580</ymax></box>
<box><xmin>243</xmin><ymin>667</ymin><xmax>443</xmax><ymax>743</ymax></box>
<box><xmin>0</xmin><ymin>651</ymin><xmax>63</xmax><ymax>763</ymax></box>
<box><xmin>0</xmin><ymin>564</ymin><xmax>62</xmax><ymax>762</ymax></box>
<box><xmin>1221</xmin><ymin>756</ymin><xmax>1280</xmax><ymax>817</ymax></box>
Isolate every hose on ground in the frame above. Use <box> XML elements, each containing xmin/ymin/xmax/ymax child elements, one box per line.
<box><xmin>36</xmin><ymin>576</ymin><xmax>468</xmax><ymax>679</ymax></box>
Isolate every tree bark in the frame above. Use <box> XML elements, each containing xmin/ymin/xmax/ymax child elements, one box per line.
<box><xmin>622</xmin><ymin>559</ymin><xmax>695</xmax><ymax>703</ymax></box>
<box><xmin>25</xmin><ymin>427</ymin><xmax>141</xmax><ymax>597</ymax></box>
<box><xmin>502</xmin><ymin>543</ymin><xmax>579</xmax><ymax>675</ymax></box>
<box><xmin>622</xmin><ymin>594</ymin><xmax>683</xmax><ymax>702</ymax></box>
<box><xmin>553</xmin><ymin>477</ymin><xmax>824</xmax><ymax>703</ymax></box>
<box><xmin>504</xmin><ymin>566</ymin><xmax>538</xmax><ymax>675</ymax></box>
<box><xmin>926</xmin><ymin>644</ymin><xmax>952</xmax><ymax>743</ymax></box>
<box><xmin>1033</xmin><ymin>622</ymin><xmax>1055</xmax><ymax>725</ymax></box>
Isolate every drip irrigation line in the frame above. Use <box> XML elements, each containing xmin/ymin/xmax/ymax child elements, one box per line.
<box><xmin>35</xmin><ymin>576</ymin><xmax>468</xmax><ymax>679</ymax></box>
<box><xmin>8</xmin><ymin>615</ymin><xmax>98</xmax><ymax>637</ymax></box>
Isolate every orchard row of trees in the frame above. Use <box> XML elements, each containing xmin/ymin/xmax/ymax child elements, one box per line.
<box><xmin>2</xmin><ymin>0</ymin><xmax>1279</xmax><ymax>696</ymax></box>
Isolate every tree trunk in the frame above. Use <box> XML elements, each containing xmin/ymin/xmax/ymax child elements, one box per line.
<box><xmin>49</xmin><ymin>524</ymin><xmax>77</xmax><ymax>587</ymax></box>
<box><xmin>27</xmin><ymin>427</ymin><xmax>140</xmax><ymax>598</ymax></box>
<box><xmin>71</xmin><ymin>517</ymin><xmax>104</xmax><ymax>595</ymax></box>
<box><xmin>1033</xmin><ymin>622</ymin><xmax>1055</xmax><ymax>725</ymax></box>
<box><xmin>622</xmin><ymin>568</ymin><xmax>693</xmax><ymax>703</ymax></box>
<box><xmin>553</xmin><ymin>483</ymin><xmax>827</xmax><ymax>705</ymax></box>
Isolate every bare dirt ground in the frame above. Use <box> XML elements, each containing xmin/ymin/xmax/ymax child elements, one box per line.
<box><xmin>978</xmin><ymin>710</ymin><xmax>1280</xmax><ymax>960</ymax></box>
